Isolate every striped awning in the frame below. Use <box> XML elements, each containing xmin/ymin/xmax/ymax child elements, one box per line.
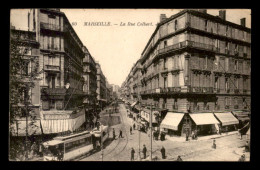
<box><xmin>189</xmin><ymin>113</ymin><xmax>219</xmax><ymax>125</ymax></box>
<box><xmin>160</xmin><ymin>112</ymin><xmax>185</xmax><ymax>131</ymax></box>
<box><xmin>214</xmin><ymin>112</ymin><xmax>239</xmax><ymax>126</ymax></box>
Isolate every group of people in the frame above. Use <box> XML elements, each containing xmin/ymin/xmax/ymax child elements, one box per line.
<box><xmin>130</xmin><ymin>145</ymin><xmax>167</xmax><ymax>161</ymax></box>
<box><xmin>112</xmin><ymin>128</ymin><xmax>123</xmax><ymax>140</ymax></box>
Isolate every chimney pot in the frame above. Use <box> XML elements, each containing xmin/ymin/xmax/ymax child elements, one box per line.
<box><xmin>160</xmin><ymin>14</ymin><xmax>167</xmax><ymax>22</ymax></box>
<box><xmin>240</xmin><ymin>18</ymin><xmax>246</xmax><ymax>27</ymax></box>
<box><xmin>219</xmin><ymin>10</ymin><xmax>226</xmax><ymax>20</ymax></box>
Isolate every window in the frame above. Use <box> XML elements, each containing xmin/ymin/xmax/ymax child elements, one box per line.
<box><xmin>234</xmin><ymin>97</ymin><xmax>238</xmax><ymax>105</ymax></box>
<box><xmin>173</xmin><ymin>98</ymin><xmax>178</xmax><ymax>110</ymax></box>
<box><xmin>225</xmin><ymin>78</ymin><xmax>229</xmax><ymax>91</ymax></box>
<box><xmin>234</xmin><ymin>78</ymin><xmax>239</xmax><ymax>89</ymax></box>
<box><xmin>175</xmin><ymin>20</ymin><xmax>178</xmax><ymax>31</ymax></box>
<box><xmin>48</xmin><ymin>74</ymin><xmax>56</xmax><ymax>88</ymax></box>
<box><xmin>214</xmin><ymin>76</ymin><xmax>219</xmax><ymax>89</ymax></box>
<box><xmin>225</xmin><ymin>58</ymin><xmax>229</xmax><ymax>71</ymax></box>
<box><xmin>194</xmin><ymin>100</ymin><xmax>198</xmax><ymax>111</ymax></box>
<box><xmin>225</xmin><ymin>97</ymin><xmax>229</xmax><ymax>106</ymax></box>
<box><xmin>164</xmin><ymin>41</ymin><xmax>167</xmax><ymax>48</ymax></box>
<box><xmin>50</xmin><ymin>100</ymin><xmax>55</xmax><ymax>110</ymax></box>
<box><xmin>164</xmin><ymin>77</ymin><xmax>167</xmax><ymax>88</ymax></box>
<box><xmin>204</xmin><ymin>56</ymin><xmax>208</xmax><ymax>69</ymax></box>
<box><xmin>163</xmin><ymin>58</ymin><xmax>167</xmax><ymax>69</ymax></box>
<box><xmin>21</xmin><ymin>60</ymin><xmax>30</xmax><ymax>76</ymax></box>
<box><xmin>205</xmin><ymin>20</ymin><xmax>208</xmax><ymax>31</ymax></box>
<box><xmin>234</xmin><ymin>60</ymin><xmax>238</xmax><ymax>71</ymax></box>
<box><xmin>203</xmin><ymin>101</ymin><xmax>208</xmax><ymax>110</ymax></box>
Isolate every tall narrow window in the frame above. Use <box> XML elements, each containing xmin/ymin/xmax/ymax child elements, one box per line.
<box><xmin>164</xmin><ymin>40</ymin><xmax>167</xmax><ymax>48</ymax></box>
<box><xmin>214</xmin><ymin>76</ymin><xmax>219</xmax><ymax>89</ymax></box>
<box><xmin>234</xmin><ymin>60</ymin><xmax>238</xmax><ymax>71</ymax></box>
<box><xmin>234</xmin><ymin>77</ymin><xmax>239</xmax><ymax>89</ymax></box>
<box><xmin>205</xmin><ymin>20</ymin><xmax>208</xmax><ymax>31</ymax></box>
<box><xmin>164</xmin><ymin>77</ymin><xmax>167</xmax><ymax>88</ymax></box>
<box><xmin>163</xmin><ymin>58</ymin><xmax>167</xmax><ymax>69</ymax></box>
<box><xmin>175</xmin><ymin>20</ymin><xmax>178</xmax><ymax>31</ymax></box>
<box><xmin>225</xmin><ymin>97</ymin><xmax>228</xmax><ymax>106</ymax></box>
<box><xmin>225</xmin><ymin>78</ymin><xmax>229</xmax><ymax>91</ymax></box>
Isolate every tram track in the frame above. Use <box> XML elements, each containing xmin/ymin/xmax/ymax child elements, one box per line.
<box><xmin>102</xmin><ymin>104</ymin><xmax>129</xmax><ymax>161</ymax></box>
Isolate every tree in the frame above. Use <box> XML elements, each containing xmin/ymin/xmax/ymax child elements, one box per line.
<box><xmin>9</xmin><ymin>29</ymin><xmax>41</xmax><ymax>160</ymax></box>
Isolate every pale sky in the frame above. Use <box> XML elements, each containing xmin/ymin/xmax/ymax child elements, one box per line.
<box><xmin>10</xmin><ymin>9</ymin><xmax>251</xmax><ymax>87</ymax></box>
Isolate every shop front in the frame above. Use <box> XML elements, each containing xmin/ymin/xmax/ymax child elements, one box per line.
<box><xmin>160</xmin><ymin>112</ymin><xmax>185</xmax><ymax>136</ymax></box>
<box><xmin>189</xmin><ymin>113</ymin><xmax>220</xmax><ymax>136</ymax></box>
<box><xmin>213</xmin><ymin>112</ymin><xmax>239</xmax><ymax>133</ymax></box>
<box><xmin>232</xmin><ymin>110</ymin><xmax>250</xmax><ymax>129</ymax></box>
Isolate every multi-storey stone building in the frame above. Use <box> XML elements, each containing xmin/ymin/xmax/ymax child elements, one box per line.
<box><xmin>82</xmin><ymin>46</ymin><xmax>97</xmax><ymax>112</ymax></box>
<box><xmin>139</xmin><ymin>9</ymin><xmax>250</xmax><ymax>112</ymax></box>
<box><xmin>96</xmin><ymin>62</ymin><xmax>107</xmax><ymax>109</ymax></box>
<box><xmin>123</xmin><ymin>9</ymin><xmax>251</xmax><ymax>136</ymax></box>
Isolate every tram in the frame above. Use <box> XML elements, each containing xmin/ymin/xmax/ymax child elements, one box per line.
<box><xmin>42</xmin><ymin>126</ymin><xmax>109</xmax><ymax>161</ymax></box>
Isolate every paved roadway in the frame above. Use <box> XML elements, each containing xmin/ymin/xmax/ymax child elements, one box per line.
<box><xmin>78</xmin><ymin>103</ymin><xmax>250</xmax><ymax>161</ymax></box>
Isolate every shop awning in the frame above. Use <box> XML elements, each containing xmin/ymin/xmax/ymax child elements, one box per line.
<box><xmin>189</xmin><ymin>113</ymin><xmax>219</xmax><ymax>125</ymax></box>
<box><xmin>160</xmin><ymin>112</ymin><xmax>185</xmax><ymax>131</ymax></box>
<box><xmin>131</xmin><ymin>101</ymin><xmax>138</xmax><ymax>107</ymax></box>
<box><xmin>214</xmin><ymin>112</ymin><xmax>239</xmax><ymax>126</ymax></box>
<box><xmin>232</xmin><ymin>111</ymin><xmax>250</xmax><ymax>121</ymax></box>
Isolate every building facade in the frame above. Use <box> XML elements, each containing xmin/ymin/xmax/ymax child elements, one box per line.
<box><xmin>82</xmin><ymin>46</ymin><xmax>97</xmax><ymax>111</ymax></box>
<box><xmin>96</xmin><ymin>62</ymin><xmax>107</xmax><ymax>109</ymax></box>
<box><xmin>122</xmin><ymin>9</ymin><xmax>251</xmax><ymax>136</ymax></box>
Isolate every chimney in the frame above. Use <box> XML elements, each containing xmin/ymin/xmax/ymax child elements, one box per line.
<box><xmin>160</xmin><ymin>14</ymin><xmax>167</xmax><ymax>22</ymax></box>
<box><xmin>240</xmin><ymin>18</ymin><xmax>246</xmax><ymax>27</ymax></box>
<box><xmin>219</xmin><ymin>10</ymin><xmax>226</xmax><ymax>20</ymax></box>
<box><xmin>198</xmin><ymin>9</ymin><xmax>207</xmax><ymax>14</ymax></box>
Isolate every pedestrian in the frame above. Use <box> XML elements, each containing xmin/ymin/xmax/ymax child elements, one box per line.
<box><xmin>177</xmin><ymin>155</ymin><xmax>183</xmax><ymax>161</ymax></box>
<box><xmin>38</xmin><ymin>143</ymin><xmax>43</xmax><ymax>157</ymax></box>
<box><xmin>185</xmin><ymin>131</ymin><xmax>189</xmax><ymax>141</ymax></box>
<box><xmin>245</xmin><ymin>141</ymin><xmax>250</xmax><ymax>152</ymax></box>
<box><xmin>133</xmin><ymin>123</ymin><xmax>136</xmax><ymax>130</ymax></box>
<box><xmin>113</xmin><ymin>128</ymin><xmax>116</xmax><ymax>140</ymax></box>
<box><xmin>143</xmin><ymin>144</ymin><xmax>147</xmax><ymax>159</ymax></box>
<box><xmin>212</xmin><ymin>139</ymin><xmax>216</xmax><ymax>149</ymax></box>
<box><xmin>131</xmin><ymin>148</ymin><xmax>135</xmax><ymax>161</ymax></box>
<box><xmin>31</xmin><ymin>142</ymin><xmax>37</xmax><ymax>156</ymax></box>
<box><xmin>238</xmin><ymin>154</ymin><xmax>246</xmax><ymax>162</ymax></box>
<box><xmin>130</xmin><ymin>126</ymin><xmax>132</xmax><ymax>135</ymax></box>
<box><xmin>161</xmin><ymin>146</ymin><xmax>166</xmax><ymax>159</ymax></box>
<box><xmin>119</xmin><ymin>129</ymin><xmax>123</xmax><ymax>138</ymax></box>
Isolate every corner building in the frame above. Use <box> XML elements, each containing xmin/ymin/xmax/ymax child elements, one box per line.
<box><xmin>138</xmin><ymin>10</ymin><xmax>251</xmax><ymax>136</ymax></box>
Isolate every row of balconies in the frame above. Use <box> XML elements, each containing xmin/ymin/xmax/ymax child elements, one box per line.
<box><xmin>40</xmin><ymin>22</ymin><xmax>61</xmax><ymax>31</ymax></box>
<box><xmin>137</xmin><ymin>86</ymin><xmax>250</xmax><ymax>96</ymax></box>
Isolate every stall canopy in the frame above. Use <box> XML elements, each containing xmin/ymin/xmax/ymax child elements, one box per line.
<box><xmin>214</xmin><ymin>112</ymin><xmax>239</xmax><ymax>126</ymax></box>
<box><xmin>160</xmin><ymin>112</ymin><xmax>185</xmax><ymax>131</ymax></box>
<box><xmin>189</xmin><ymin>113</ymin><xmax>219</xmax><ymax>125</ymax></box>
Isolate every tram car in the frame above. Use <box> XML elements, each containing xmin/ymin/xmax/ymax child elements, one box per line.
<box><xmin>91</xmin><ymin>125</ymin><xmax>109</xmax><ymax>148</ymax></box>
<box><xmin>42</xmin><ymin>130</ymin><xmax>93</xmax><ymax>161</ymax></box>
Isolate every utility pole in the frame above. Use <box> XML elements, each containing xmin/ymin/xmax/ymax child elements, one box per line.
<box><xmin>101</xmin><ymin>125</ymin><xmax>103</xmax><ymax>161</ymax></box>
<box><xmin>150</xmin><ymin>103</ymin><xmax>152</xmax><ymax>161</ymax></box>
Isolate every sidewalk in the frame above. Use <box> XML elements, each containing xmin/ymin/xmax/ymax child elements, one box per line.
<box><xmin>166</xmin><ymin>131</ymin><xmax>238</xmax><ymax>143</ymax></box>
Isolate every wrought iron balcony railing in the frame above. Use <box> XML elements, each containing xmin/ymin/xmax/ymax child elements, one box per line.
<box><xmin>45</xmin><ymin>65</ymin><xmax>60</xmax><ymax>72</ymax></box>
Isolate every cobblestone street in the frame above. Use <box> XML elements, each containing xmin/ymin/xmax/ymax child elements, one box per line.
<box><xmin>78</xmin><ymin>104</ymin><xmax>250</xmax><ymax>161</ymax></box>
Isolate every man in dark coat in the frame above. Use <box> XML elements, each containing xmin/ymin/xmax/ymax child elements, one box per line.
<box><xmin>119</xmin><ymin>130</ymin><xmax>123</xmax><ymax>138</ymax></box>
<box><xmin>161</xmin><ymin>146</ymin><xmax>166</xmax><ymax>159</ymax></box>
<box><xmin>212</xmin><ymin>139</ymin><xmax>216</xmax><ymax>149</ymax></box>
<box><xmin>113</xmin><ymin>128</ymin><xmax>116</xmax><ymax>140</ymax></box>
<box><xmin>130</xmin><ymin>126</ymin><xmax>132</xmax><ymax>135</ymax></box>
<box><xmin>143</xmin><ymin>144</ymin><xmax>147</xmax><ymax>159</ymax></box>
<box><xmin>131</xmin><ymin>148</ymin><xmax>135</xmax><ymax>161</ymax></box>
<box><xmin>133</xmin><ymin>123</ymin><xmax>136</xmax><ymax>130</ymax></box>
